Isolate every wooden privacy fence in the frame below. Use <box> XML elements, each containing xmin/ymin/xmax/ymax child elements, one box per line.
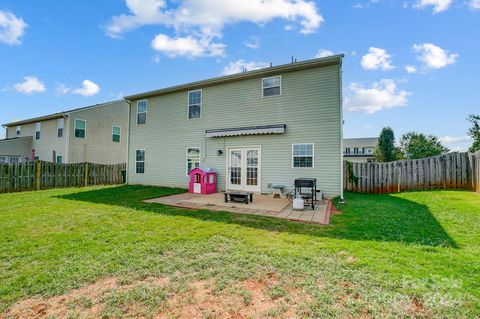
<box><xmin>344</xmin><ymin>152</ymin><xmax>480</xmax><ymax>194</ymax></box>
<box><xmin>0</xmin><ymin>161</ymin><xmax>126</xmax><ymax>193</ymax></box>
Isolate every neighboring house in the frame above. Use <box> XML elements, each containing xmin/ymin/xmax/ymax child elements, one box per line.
<box><xmin>343</xmin><ymin>137</ymin><xmax>378</xmax><ymax>163</ymax></box>
<box><xmin>125</xmin><ymin>55</ymin><xmax>344</xmax><ymax>198</ymax></box>
<box><xmin>0</xmin><ymin>100</ymin><xmax>128</xmax><ymax>164</ymax></box>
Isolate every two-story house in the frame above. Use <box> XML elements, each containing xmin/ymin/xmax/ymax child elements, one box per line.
<box><xmin>343</xmin><ymin>137</ymin><xmax>378</xmax><ymax>163</ymax></box>
<box><xmin>125</xmin><ymin>55</ymin><xmax>344</xmax><ymax>198</ymax></box>
<box><xmin>0</xmin><ymin>100</ymin><xmax>128</xmax><ymax>164</ymax></box>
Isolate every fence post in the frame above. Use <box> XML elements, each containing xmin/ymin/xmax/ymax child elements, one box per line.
<box><xmin>84</xmin><ymin>162</ymin><xmax>89</xmax><ymax>187</ymax></box>
<box><xmin>35</xmin><ymin>161</ymin><xmax>41</xmax><ymax>190</ymax></box>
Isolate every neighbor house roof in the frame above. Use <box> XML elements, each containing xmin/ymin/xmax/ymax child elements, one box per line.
<box><xmin>343</xmin><ymin>138</ymin><xmax>378</xmax><ymax>148</ymax></box>
<box><xmin>2</xmin><ymin>100</ymin><xmax>124</xmax><ymax>127</ymax></box>
<box><xmin>124</xmin><ymin>55</ymin><xmax>344</xmax><ymax>101</ymax></box>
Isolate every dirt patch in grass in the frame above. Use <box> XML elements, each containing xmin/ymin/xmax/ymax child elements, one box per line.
<box><xmin>3</xmin><ymin>274</ymin><xmax>308</xmax><ymax>319</ymax></box>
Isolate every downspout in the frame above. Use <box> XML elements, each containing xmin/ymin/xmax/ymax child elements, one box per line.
<box><xmin>64</xmin><ymin>115</ymin><xmax>70</xmax><ymax>163</ymax></box>
<box><xmin>339</xmin><ymin>57</ymin><xmax>345</xmax><ymax>203</ymax></box>
<box><xmin>125</xmin><ymin>99</ymin><xmax>131</xmax><ymax>184</ymax></box>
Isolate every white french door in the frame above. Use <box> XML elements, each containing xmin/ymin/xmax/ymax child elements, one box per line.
<box><xmin>227</xmin><ymin>147</ymin><xmax>261</xmax><ymax>192</ymax></box>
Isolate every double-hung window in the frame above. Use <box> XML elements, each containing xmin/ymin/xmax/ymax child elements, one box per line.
<box><xmin>112</xmin><ymin>126</ymin><xmax>121</xmax><ymax>143</ymax></box>
<box><xmin>188</xmin><ymin>90</ymin><xmax>202</xmax><ymax>119</ymax></box>
<box><xmin>262</xmin><ymin>76</ymin><xmax>281</xmax><ymax>97</ymax></box>
<box><xmin>56</xmin><ymin>155</ymin><xmax>63</xmax><ymax>164</ymax></box>
<box><xmin>16</xmin><ymin>125</ymin><xmax>21</xmax><ymax>136</ymax></box>
<box><xmin>137</xmin><ymin>100</ymin><xmax>147</xmax><ymax>125</ymax></box>
<box><xmin>75</xmin><ymin>119</ymin><xmax>86</xmax><ymax>138</ymax></box>
<box><xmin>136</xmin><ymin>149</ymin><xmax>145</xmax><ymax>174</ymax></box>
<box><xmin>0</xmin><ymin>157</ymin><xmax>5</xmax><ymax>164</ymax></box>
<box><xmin>186</xmin><ymin>147</ymin><xmax>200</xmax><ymax>174</ymax></box>
<box><xmin>292</xmin><ymin>143</ymin><xmax>314</xmax><ymax>168</ymax></box>
<box><xmin>35</xmin><ymin>122</ymin><xmax>41</xmax><ymax>140</ymax></box>
<box><xmin>57</xmin><ymin>118</ymin><xmax>64</xmax><ymax>138</ymax></box>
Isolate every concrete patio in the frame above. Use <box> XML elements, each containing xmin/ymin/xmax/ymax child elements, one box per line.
<box><xmin>144</xmin><ymin>192</ymin><xmax>332</xmax><ymax>225</ymax></box>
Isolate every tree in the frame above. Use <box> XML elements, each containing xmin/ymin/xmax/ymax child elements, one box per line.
<box><xmin>467</xmin><ymin>114</ymin><xmax>480</xmax><ymax>153</ymax></box>
<box><xmin>399</xmin><ymin>132</ymin><xmax>449</xmax><ymax>159</ymax></box>
<box><xmin>375</xmin><ymin>127</ymin><xmax>398</xmax><ymax>162</ymax></box>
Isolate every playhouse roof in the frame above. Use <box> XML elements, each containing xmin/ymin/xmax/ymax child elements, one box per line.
<box><xmin>188</xmin><ymin>167</ymin><xmax>216</xmax><ymax>174</ymax></box>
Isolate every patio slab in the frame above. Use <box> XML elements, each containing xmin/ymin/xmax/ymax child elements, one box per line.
<box><xmin>144</xmin><ymin>192</ymin><xmax>332</xmax><ymax>225</ymax></box>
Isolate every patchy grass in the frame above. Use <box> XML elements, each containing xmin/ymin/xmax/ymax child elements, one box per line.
<box><xmin>0</xmin><ymin>185</ymin><xmax>479</xmax><ymax>318</ymax></box>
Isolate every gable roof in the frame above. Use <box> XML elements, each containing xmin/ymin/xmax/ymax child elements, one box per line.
<box><xmin>343</xmin><ymin>137</ymin><xmax>378</xmax><ymax>148</ymax></box>
<box><xmin>125</xmin><ymin>55</ymin><xmax>344</xmax><ymax>101</ymax></box>
<box><xmin>2</xmin><ymin>100</ymin><xmax>124</xmax><ymax>127</ymax></box>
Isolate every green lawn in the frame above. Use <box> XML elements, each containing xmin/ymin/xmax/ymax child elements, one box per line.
<box><xmin>0</xmin><ymin>186</ymin><xmax>479</xmax><ymax>318</ymax></box>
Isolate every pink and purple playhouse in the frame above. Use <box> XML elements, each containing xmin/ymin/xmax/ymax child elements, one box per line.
<box><xmin>188</xmin><ymin>167</ymin><xmax>217</xmax><ymax>194</ymax></box>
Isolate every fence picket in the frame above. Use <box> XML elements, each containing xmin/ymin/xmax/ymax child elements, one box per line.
<box><xmin>344</xmin><ymin>152</ymin><xmax>479</xmax><ymax>193</ymax></box>
<box><xmin>0</xmin><ymin>161</ymin><xmax>125</xmax><ymax>193</ymax></box>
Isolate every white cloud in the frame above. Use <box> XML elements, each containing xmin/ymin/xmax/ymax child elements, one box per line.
<box><xmin>106</xmin><ymin>0</ymin><xmax>323</xmax><ymax>58</ymax></box>
<box><xmin>439</xmin><ymin>136</ymin><xmax>473</xmax><ymax>152</ymax></box>
<box><xmin>361</xmin><ymin>47</ymin><xmax>394</xmax><ymax>70</ymax></box>
<box><xmin>468</xmin><ymin>0</ymin><xmax>480</xmax><ymax>9</ymax></box>
<box><xmin>413</xmin><ymin>43</ymin><xmax>458</xmax><ymax>69</ymax></box>
<box><xmin>221</xmin><ymin>60</ymin><xmax>270</xmax><ymax>75</ymax></box>
<box><xmin>344</xmin><ymin>79</ymin><xmax>411</xmax><ymax>114</ymax></box>
<box><xmin>13</xmin><ymin>76</ymin><xmax>46</xmax><ymax>94</ymax></box>
<box><xmin>57</xmin><ymin>80</ymin><xmax>100</xmax><ymax>97</ymax></box>
<box><xmin>405</xmin><ymin>65</ymin><xmax>417</xmax><ymax>73</ymax></box>
<box><xmin>151</xmin><ymin>34</ymin><xmax>225</xmax><ymax>57</ymax></box>
<box><xmin>439</xmin><ymin>136</ymin><xmax>473</xmax><ymax>144</ymax></box>
<box><xmin>245</xmin><ymin>36</ymin><xmax>260</xmax><ymax>49</ymax></box>
<box><xmin>0</xmin><ymin>10</ymin><xmax>28</xmax><ymax>45</ymax></box>
<box><xmin>363</xmin><ymin>124</ymin><xmax>374</xmax><ymax>129</ymax></box>
<box><xmin>315</xmin><ymin>49</ymin><xmax>334</xmax><ymax>58</ymax></box>
<box><xmin>413</xmin><ymin>0</ymin><xmax>452</xmax><ymax>13</ymax></box>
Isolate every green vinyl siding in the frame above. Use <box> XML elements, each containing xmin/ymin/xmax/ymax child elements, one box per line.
<box><xmin>127</xmin><ymin>64</ymin><xmax>342</xmax><ymax>198</ymax></box>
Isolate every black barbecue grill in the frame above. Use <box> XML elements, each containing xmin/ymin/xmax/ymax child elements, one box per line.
<box><xmin>294</xmin><ymin>178</ymin><xmax>317</xmax><ymax>209</ymax></box>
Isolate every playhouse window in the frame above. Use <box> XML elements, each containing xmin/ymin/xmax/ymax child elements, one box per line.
<box><xmin>186</xmin><ymin>147</ymin><xmax>200</xmax><ymax>175</ymax></box>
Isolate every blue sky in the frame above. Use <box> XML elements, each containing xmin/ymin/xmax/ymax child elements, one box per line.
<box><xmin>1</xmin><ymin>0</ymin><xmax>479</xmax><ymax>150</ymax></box>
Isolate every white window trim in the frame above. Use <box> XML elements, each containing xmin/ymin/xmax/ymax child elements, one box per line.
<box><xmin>262</xmin><ymin>75</ymin><xmax>282</xmax><ymax>98</ymax></box>
<box><xmin>35</xmin><ymin>122</ymin><xmax>41</xmax><ymax>140</ymax></box>
<box><xmin>186</xmin><ymin>147</ymin><xmax>201</xmax><ymax>176</ymax></box>
<box><xmin>112</xmin><ymin>125</ymin><xmax>121</xmax><ymax>142</ymax></box>
<box><xmin>57</xmin><ymin>118</ymin><xmax>64</xmax><ymax>138</ymax></box>
<box><xmin>135</xmin><ymin>149</ymin><xmax>146</xmax><ymax>174</ymax></box>
<box><xmin>16</xmin><ymin>125</ymin><xmax>21</xmax><ymax>135</ymax></box>
<box><xmin>74</xmin><ymin>118</ymin><xmax>87</xmax><ymax>139</ymax></box>
<box><xmin>137</xmin><ymin>100</ymin><xmax>148</xmax><ymax>125</ymax></box>
<box><xmin>291</xmin><ymin>143</ymin><xmax>314</xmax><ymax>168</ymax></box>
<box><xmin>187</xmin><ymin>89</ymin><xmax>202</xmax><ymax>120</ymax></box>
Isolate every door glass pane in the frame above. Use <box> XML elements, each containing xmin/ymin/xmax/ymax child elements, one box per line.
<box><xmin>246</xmin><ymin>149</ymin><xmax>258</xmax><ymax>186</ymax></box>
<box><xmin>230</xmin><ymin>151</ymin><xmax>241</xmax><ymax>185</ymax></box>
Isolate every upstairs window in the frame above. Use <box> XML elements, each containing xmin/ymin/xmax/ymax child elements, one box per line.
<box><xmin>188</xmin><ymin>90</ymin><xmax>202</xmax><ymax>119</ymax></box>
<box><xmin>186</xmin><ymin>147</ymin><xmax>201</xmax><ymax>175</ymax></box>
<box><xmin>137</xmin><ymin>100</ymin><xmax>147</xmax><ymax>125</ymax></box>
<box><xmin>112</xmin><ymin>126</ymin><xmax>121</xmax><ymax>143</ymax></box>
<box><xmin>292</xmin><ymin>143</ymin><xmax>314</xmax><ymax>168</ymax></box>
<box><xmin>136</xmin><ymin>149</ymin><xmax>145</xmax><ymax>174</ymax></box>
<box><xmin>57</xmin><ymin>118</ymin><xmax>64</xmax><ymax>138</ymax></box>
<box><xmin>16</xmin><ymin>125</ymin><xmax>21</xmax><ymax>135</ymax></box>
<box><xmin>262</xmin><ymin>76</ymin><xmax>281</xmax><ymax>97</ymax></box>
<box><xmin>74</xmin><ymin>119</ymin><xmax>86</xmax><ymax>138</ymax></box>
<box><xmin>56</xmin><ymin>155</ymin><xmax>63</xmax><ymax>164</ymax></box>
<box><xmin>35</xmin><ymin>122</ymin><xmax>41</xmax><ymax>140</ymax></box>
